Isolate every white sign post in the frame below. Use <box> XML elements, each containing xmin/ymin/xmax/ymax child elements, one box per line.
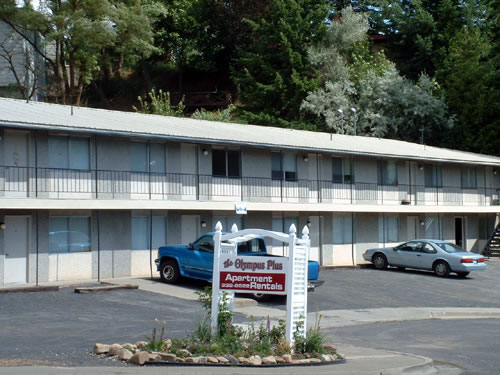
<box><xmin>211</xmin><ymin>221</ymin><xmax>310</xmax><ymax>347</ymax></box>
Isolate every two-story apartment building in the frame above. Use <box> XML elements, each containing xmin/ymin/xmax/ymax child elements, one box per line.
<box><xmin>0</xmin><ymin>97</ymin><xmax>499</xmax><ymax>286</ymax></box>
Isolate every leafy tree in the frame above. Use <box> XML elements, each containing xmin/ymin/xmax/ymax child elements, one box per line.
<box><xmin>301</xmin><ymin>6</ymin><xmax>453</xmax><ymax>143</ymax></box>
<box><xmin>231</xmin><ymin>0</ymin><xmax>329</xmax><ymax>127</ymax></box>
<box><xmin>436</xmin><ymin>28</ymin><xmax>499</xmax><ymax>155</ymax></box>
<box><xmin>0</xmin><ymin>0</ymin><xmax>157</xmax><ymax>105</ymax></box>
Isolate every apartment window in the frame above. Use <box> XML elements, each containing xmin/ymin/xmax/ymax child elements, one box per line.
<box><xmin>333</xmin><ymin>214</ymin><xmax>353</xmax><ymax>244</ymax></box>
<box><xmin>49</xmin><ymin>216</ymin><xmax>91</xmax><ymax>253</ymax></box>
<box><xmin>378</xmin><ymin>160</ymin><xmax>398</xmax><ymax>186</ymax></box>
<box><xmin>272</xmin><ymin>152</ymin><xmax>297</xmax><ymax>181</ymax></box>
<box><xmin>424</xmin><ymin>164</ymin><xmax>442</xmax><ymax>188</ymax></box>
<box><xmin>49</xmin><ymin>135</ymin><xmax>90</xmax><ymax>170</ymax></box>
<box><xmin>332</xmin><ymin>157</ymin><xmax>353</xmax><ymax>183</ymax></box>
<box><xmin>461</xmin><ymin>167</ymin><xmax>477</xmax><ymax>189</ymax></box>
<box><xmin>131</xmin><ymin>142</ymin><xmax>166</xmax><ymax>174</ymax></box>
<box><xmin>212</xmin><ymin>149</ymin><xmax>240</xmax><ymax>178</ymax></box>
<box><xmin>132</xmin><ymin>216</ymin><xmax>167</xmax><ymax>250</ymax></box>
<box><xmin>379</xmin><ymin>216</ymin><xmax>399</xmax><ymax>243</ymax></box>
<box><xmin>424</xmin><ymin>216</ymin><xmax>443</xmax><ymax>239</ymax></box>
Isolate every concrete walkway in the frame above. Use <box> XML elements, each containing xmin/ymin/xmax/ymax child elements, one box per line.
<box><xmin>3</xmin><ymin>276</ymin><xmax>496</xmax><ymax>374</ymax></box>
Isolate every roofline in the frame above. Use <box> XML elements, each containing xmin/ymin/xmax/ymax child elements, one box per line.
<box><xmin>1</xmin><ymin>120</ymin><xmax>499</xmax><ymax>167</ymax></box>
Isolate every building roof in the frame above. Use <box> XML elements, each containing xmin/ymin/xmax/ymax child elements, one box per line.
<box><xmin>1</xmin><ymin>97</ymin><xmax>499</xmax><ymax>166</ymax></box>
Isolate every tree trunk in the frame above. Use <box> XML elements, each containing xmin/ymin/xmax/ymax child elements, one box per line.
<box><xmin>141</xmin><ymin>60</ymin><xmax>152</xmax><ymax>93</ymax></box>
<box><xmin>92</xmin><ymin>82</ymin><xmax>111</xmax><ymax>108</ymax></box>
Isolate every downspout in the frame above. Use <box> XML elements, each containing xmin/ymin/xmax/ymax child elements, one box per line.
<box><xmin>97</xmin><ymin>210</ymin><xmax>100</xmax><ymax>283</ymax></box>
<box><xmin>150</xmin><ymin>210</ymin><xmax>153</xmax><ymax>279</ymax></box>
<box><xmin>351</xmin><ymin>212</ymin><xmax>355</xmax><ymax>266</ymax></box>
<box><xmin>36</xmin><ymin>210</ymin><xmax>39</xmax><ymax>286</ymax></box>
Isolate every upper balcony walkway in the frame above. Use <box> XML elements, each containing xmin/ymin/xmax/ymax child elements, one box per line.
<box><xmin>1</xmin><ymin>166</ymin><xmax>499</xmax><ymax>211</ymax></box>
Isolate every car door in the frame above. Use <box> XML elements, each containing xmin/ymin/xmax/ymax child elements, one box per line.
<box><xmin>185</xmin><ymin>235</ymin><xmax>214</xmax><ymax>280</ymax></box>
<box><xmin>392</xmin><ymin>241</ymin><xmax>424</xmax><ymax>268</ymax></box>
<box><xmin>414</xmin><ymin>242</ymin><xmax>438</xmax><ymax>270</ymax></box>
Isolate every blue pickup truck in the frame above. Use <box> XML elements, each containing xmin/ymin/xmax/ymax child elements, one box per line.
<box><xmin>154</xmin><ymin>232</ymin><xmax>323</xmax><ymax>300</ymax></box>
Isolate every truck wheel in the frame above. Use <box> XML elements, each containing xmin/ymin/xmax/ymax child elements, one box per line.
<box><xmin>160</xmin><ymin>260</ymin><xmax>180</xmax><ymax>283</ymax></box>
<box><xmin>252</xmin><ymin>293</ymin><xmax>272</xmax><ymax>302</ymax></box>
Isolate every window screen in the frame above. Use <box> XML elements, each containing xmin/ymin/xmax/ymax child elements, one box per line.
<box><xmin>131</xmin><ymin>142</ymin><xmax>148</xmax><ymax>172</ymax></box>
<box><xmin>49</xmin><ymin>216</ymin><xmax>91</xmax><ymax>253</ymax></box>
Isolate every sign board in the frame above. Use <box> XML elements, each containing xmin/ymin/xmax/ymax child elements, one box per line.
<box><xmin>219</xmin><ymin>255</ymin><xmax>288</xmax><ymax>294</ymax></box>
<box><xmin>235</xmin><ymin>201</ymin><xmax>247</xmax><ymax>214</ymax></box>
<box><xmin>211</xmin><ymin>223</ymin><xmax>310</xmax><ymax>347</ymax></box>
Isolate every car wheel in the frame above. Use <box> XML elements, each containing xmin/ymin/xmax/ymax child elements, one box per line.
<box><xmin>252</xmin><ymin>293</ymin><xmax>272</xmax><ymax>302</ymax></box>
<box><xmin>433</xmin><ymin>261</ymin><xmax>450</xmax><ymax>277</ymax></box>
<box><xmin>457</xmin><ymin>272</ymin><xmax>470</xmax><ymax>278</ymax></box>
<box><xmin>372</xmin><ymin>253</ymin><xmax>388</xmax><ymax>270</ymax></box>
<box><xmin>160</xmin><ymin>259</ymin><xmax>180</xmax><ymax>283</ymax></box>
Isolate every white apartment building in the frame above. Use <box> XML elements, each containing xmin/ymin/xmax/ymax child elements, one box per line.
<box><xmin>0</xmin><ymin>97</ymin><xmax>499</xmax><ymax>285</ymax></box>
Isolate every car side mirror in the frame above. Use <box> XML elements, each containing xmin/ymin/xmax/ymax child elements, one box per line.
<box><xmin>188</xmin><ymin>243</ymin><xmax>193</xmax><ymax>250</ymax></box>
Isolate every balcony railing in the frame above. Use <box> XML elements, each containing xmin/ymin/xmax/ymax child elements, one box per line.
<box><xmin>1</xmin><ymin>166</ymin><xmax>498</xmax><ymax>206</ymax></box>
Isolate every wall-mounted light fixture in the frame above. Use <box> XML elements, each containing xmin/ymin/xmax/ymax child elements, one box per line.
<box><xmin>306</xmin><ymin>220</ymin><xmax>311</xmax><ymax>227</ymax></box>
<box><xmin>420</xmin><ymin>220</ymin><xmax>425</xmax><ymax>226</ymax></box>
<box><xmin>201</xmin><ymin>221</ymin><xmax>207</xmax><ymax>228</ymax></box>
<box><xmin>494</xmin><ymin>169</ymin><xmax>498</xmax><ymax>175</ymax></box>
<box><xmin>202</xmin><ymin>149</ymin><xmax>208</xmax><ymax>156</ymax></box>
<box><xmin>303</xmin><ymin>156</ymin><xmax>309</xmax><ymax>162</ymax></box>
<box><xmin>0</xmin><ymin>223</ymin><xmax>5</xmax><ymax>230</ymax></box>
<box><xmin>419</xmin><ymin>164</ymin><xmax>424</xmax><ymax>171</ymax></box>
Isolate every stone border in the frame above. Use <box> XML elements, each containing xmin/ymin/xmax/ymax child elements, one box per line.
<box><xmin>94</xmin><ymin>342</ymin><xmax>343</xmax><ymax>367</ymax></box>
<box><xmin>0</xmin><ymin>286</ymin><xmax>59</xmax><ymax>294</ymax></box>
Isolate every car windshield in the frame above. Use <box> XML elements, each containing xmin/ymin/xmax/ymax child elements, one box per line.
<box><xmin>435</xmin><ymin>242</ymin><xmax>465</xmax><ymax>253</ymax></box>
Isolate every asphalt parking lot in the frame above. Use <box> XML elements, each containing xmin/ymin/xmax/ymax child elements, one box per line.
<box><xmin>0</xmin><ymin>260</ymin><xmax>499</xmax><ymax>368</ymax></box>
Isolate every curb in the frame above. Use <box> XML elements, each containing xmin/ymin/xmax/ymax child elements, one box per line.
<box><xmin>379</xmin><ymin>352</ymin><xmax>435</xmax><ymax>375</ymax></box>
<box><xmin>0</xmin><ymin>285</ymin><xmax>59</xmax><ymax>293</ymax></box>
<box><xmin>74</xmin><ymin>284</ymin><xmax>139</xmax><ymax>293</ymax></box>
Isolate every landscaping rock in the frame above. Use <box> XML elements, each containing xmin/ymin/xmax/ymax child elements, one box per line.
<box><xmin>238</xmin><ymin>357</ymin><xmax>250</xmax><ymax>364</ymax></box>
<box><xmin>129</xmin><ymin>351</ymin><xmax>149</xmax><ymax>365</ymax></box>
<box><xmin>108</xmin><ymin>344</ymin><xmax>122</xmax><ymax>356</ymax></box>
<box><xmin>176</xmin><ymin>358</ymin><xmax>185</xmax><ymax>363</ymax></box>
<box><xmin>94</xmin><ymin>344</ymin><xmax>110</xmax><ymax>355</ymax></box>
<box><xmin>135</xmin><ymin>341</ymin><xmax>147</xmax><ymax>348</ymax></box>
<box><xmin>249</xmin><ymin>355</ymin><xmax>262</xmax><ymax>366</ymax></box>
<box><xmin>282</xmin><ymin>354</ymin><xmax>292</xmax><ymax>363</ymax></box>
<box><xmin>309</xmin><ymin>358</ymin><xmax>321</xmax><ymax>363</ymax></box>
<box><xmin>275</xmin><ymin>356</ymin><xmax>286</xmax><ymax>364</ymax></box>
<box><xmin>164</xmin><ymin>339</ymin><xmax>172</xmax><ymax>350</ymax></box>
<box><xmin>216</xmin><ymin>356</ymin><xmax>229</xmax><ymax>363</ymax></box>
<box><xmin>118</xmin><ymin>349</ymin><xmax>133</xmax><ymax>361</ymax></box>
<box><xmin>122</xmin><ymin>343</ymin><xmax>135</xmax><ymax>351</ymax></box>
<box><xmin>185</xmin><ymin>357</ymin><xmax>199</xmax><ymax>363</ymax></box>
<box><xmin>177</xmin><ymin>349</ymin><xmax>192</xmax><ymax>357</ymax></box>
<box><xmin>159</xmin><ymin>353</ymin><xmax>176</xmax><ymax>361</ymax></box>
<box><xmin>321</xmin><ymin>354</ymin><xmax>335</xmax><ymax>362</ymax></box>
<box><xmin>225</xmin><ymin>354</ymin><xmax>239</xmax><ymax>364</ymax></box>
<box><xmin>207</xmin><ymin>356</ymin><xmax>218</xmax><ymax>363</ymax></box>
<box><xmin>262</xmin><ymin>356</ymin><xmax>277</xmax><ymax>365</ymax></box>
<box><xmin>148</xmin><ymin>353</ymin><xmax>161</xmax><ymax>361</ymax></box>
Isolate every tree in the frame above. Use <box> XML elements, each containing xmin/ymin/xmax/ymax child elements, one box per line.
<box><xmin>0</xmin><ymin>0</ymin><xmax>157</xmax><ymax>105</ymax></box>
<box><xmin>301</xmin><ymin>6</ymin><xmax>453</xmax><ymax>143</ymax></box>
<box><xmin>231</xmin><ymin>0</ymin><xmax>329</xmax><ymax>127</ymax></box>
<box><xmin>0</xmin><ymin>21</ymin><xmax>44</xmax><ymax>100</ymax></box>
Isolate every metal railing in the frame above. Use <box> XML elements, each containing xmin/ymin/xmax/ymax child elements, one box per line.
<box><xmin>0</xmin><ymin>165</ymin><xmax>498</xmax><ymax>206</ymax></box>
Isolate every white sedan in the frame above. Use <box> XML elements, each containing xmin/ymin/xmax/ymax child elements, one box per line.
<box><xmin>362</xmin><ymin>240</ymin><xmax>487</xmax><ymax>277</ymax></box>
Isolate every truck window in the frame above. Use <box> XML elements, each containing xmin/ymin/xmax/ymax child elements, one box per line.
<box><xmin>194</xmin><ymin>236</ymin><xmax>214</xmax><ymax>253</ymax></box>
<box><xmin>237</xmin><ymin>238</ymin><xmax>267</xmax><ymax>254</ymax></box>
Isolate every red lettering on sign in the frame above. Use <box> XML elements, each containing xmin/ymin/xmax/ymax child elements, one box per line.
<box><xmin>219</xmin><ymin>272</ymin><xmax>286</xmax><ymax>293</ymax></box>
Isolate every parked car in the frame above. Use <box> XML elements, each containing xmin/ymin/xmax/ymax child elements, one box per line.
<box><xmin>362</xmin><ymin>240</ymin><xmax>487</xmax><ymax>277</ymax></box>
<box><xmin>155</xmin><ymin>232</ymin><xmax>324</xmax><ymax>300</ymax></box>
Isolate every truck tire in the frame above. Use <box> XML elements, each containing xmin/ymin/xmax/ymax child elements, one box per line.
<box><xmin>252</xmin><ymin>293</ymin><xmax>272</xmax><ymax>302</ymax></box>
<box><xmin>160</xmin><ymin>259</ymin><xmax>180</xmax><ymax>283</ymax></box>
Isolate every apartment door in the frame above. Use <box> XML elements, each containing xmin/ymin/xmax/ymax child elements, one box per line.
<box><xmin>407</xmin><ymin>216</ymin><xmax>418</xmax><ymax>241</ymax></box>
<box><xmin>181</xmin><ymin>215</ymin><xmax>200</xmax><ymax>244</ymax></box>
<box><xmin>455</xmin><ymin>217</ymin><xmax>465</xmax><ymax>248</ymax></box>
<box><xmin>4</xmin><ymin>216</ymin><xmax>30</xmax><ymax>284</ymax></box>
<box><xmin>4</xmin><ymin>131</ymin><xmax>29</xmax><ymax>197</ymax></box>
<box><xmin>409</xmin><ymin>162</ymin><xmax>418</xmax><ymax>204</ymax></box>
